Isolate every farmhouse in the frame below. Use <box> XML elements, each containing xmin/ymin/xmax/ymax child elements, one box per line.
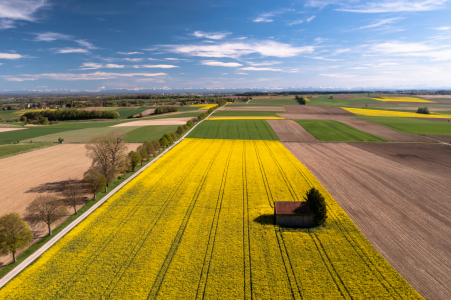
<box><xmin>274</xmin><ymin>201</ymin><xmax>314</xmax><ymax>227</ymax></box>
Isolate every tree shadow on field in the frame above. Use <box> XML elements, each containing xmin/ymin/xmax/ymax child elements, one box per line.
<box><xmin>25</xmin><ymin>179</ymin><xmax>83</xmax><ymax>194</ymax></box>
<box><xmin>253</xmin><ymin>214</ymin><xmax>274</xmax><ymax>226</ymax></box>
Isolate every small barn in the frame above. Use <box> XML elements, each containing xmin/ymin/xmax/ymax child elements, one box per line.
<box><xmin>274</xmin><ymin>201</ymin><xmax>315</xmax><ymax>227</ymax></box>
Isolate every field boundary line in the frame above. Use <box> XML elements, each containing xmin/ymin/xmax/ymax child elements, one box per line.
<box><xmin>0</xmin><ymin>110</ymin><xmax>214</xmax><ymax>291</ymax></box>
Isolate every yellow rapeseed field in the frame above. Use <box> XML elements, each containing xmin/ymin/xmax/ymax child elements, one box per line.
<box><xmin>208</xmin><ymin>117</ymin><xmax>285</xmax><ymax>120</ymax></box>
<box><xmin>0</xmin><ymin>139</ymin><xmax>422</xmax><ymax>299</ymax></box>
<box><xmin>372</xmin><ymin>97</ymin><xmax>435</xmax><ymax>103</ymax></box>
<box><xmin>189</xmin><ymin>104</ymin><xmax>218</xmax><ymax>110</ymax></box>
<box><xmin>342</xmin><ymin>107</ymin><xmax>451</xmax><ymax>118</ymax></box>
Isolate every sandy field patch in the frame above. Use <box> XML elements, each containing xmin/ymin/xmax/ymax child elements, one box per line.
<box><xmin>112</xmin><ymin>117</ymin><xmax>192</xmax><ymax>126</ymax></box>
<box><xmin>0</xmin><ymin>127</ymin><xmax>27</xmax><ymax>132</ymax></box>
<box><xmin>0</xmin><ymin>143</ymin><xmax>140</xmax><ymax>266</ymax></box>
<box><xmin>267</xmin><ymin>119</ymin><xmax>318</xmax><ymax>142</ymax></box>
<box><xmin>218</xmin><ymin>106</ymin><xmax>286</xmax><ymax>111</ymax></box>
<box><xmin>284</xmin><ymin>142</ymin><xmax>451</xmax><ymax>300</ymax></box>
<box><xmin>339</xmin><ymin>119</ymin><xmax>432</xmax><ymax>142</ymax></box>
<box><xmin>138</xmin><ymin>108</ymin><xmax>155</xmax><ymax>116</ymax></box>
<box><xmin>283</xmin><ymin>105</ymin><xmax>355</xmax><ymax>115</ymax></box>
<box><xmin>0</xmin><ymin>124</ymin><xmax>21</xmax><ymax>128</ymax></box>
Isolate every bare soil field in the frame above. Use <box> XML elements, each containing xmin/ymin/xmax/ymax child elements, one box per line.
<box><xmin>218</xmin><ymin>106</ymin><xmax>286</xmax><ymax>111</ymax></box>
<box><xmin>417</xmin><ymin>95</ymin><xmax>451</xmax><ymax>99</ymax></box>
<box><xmin>112</xmin><ymin>117</ymin><xmax>192</xmax><ymax>126</ymax></box>
<box><xmin>349</xmin><ymin>142</ymin><xmax>451</xmax><ymax>180</ymax></box>
<box><xmin>0</xmin><ymin>128</ymin><xmax>26</xmax><ymax>132</ymax></box>
<box><xmin>0</xmin><ymin>124</ymin><xmax>20</xmax><ymax>128</ymax></box>
<box><xmin>351</xmin><ymin>101</ymin><xmax>451</xmax><ymax>106</ymax></box>
<box><xmin>284</xmin><ymin>142</ymin><xmax>451</xmax><ymax>300</ymax></box>
<box><xmin>138</xmin><ymin>108</ymin><xmax>155</xmax><ymax>116</ymax></box>
<box><xmin>267</xmin><ymin>119</ymin><xmax>318</xmax><ymax>142</ymax></box>
<box><xmin>424</xmin><ymin>135</ymin><xmax>451</xmax><ymax>143</ymax></box>
<box><xmin>276</xmin><ymin>113</ymin><xmax>353</xmax><ymax>120</ymax></box>
<box><xmin>383</xmin><ymin>107</ymin><xmax>451</xmax><ymax>111</ymax></box>
<box><xmin>339</xmin><ymin>119</ymin><xmax>432</xmax><ymax>142</ymax></box>
<box><xmin>283</xmin><ymin>105</ymin><xmax>355</xmax><ymax>115</ymax></box>
<box><xmin>0</xmin><ymin>143</ymin><xmax>140</xmax><ymax>266</ymax></box>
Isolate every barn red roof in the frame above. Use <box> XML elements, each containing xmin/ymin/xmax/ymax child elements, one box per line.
<box><xmin>274</xmin><ymin>201</ymin><xmax>313</xmax><ymax>215</ymax></box>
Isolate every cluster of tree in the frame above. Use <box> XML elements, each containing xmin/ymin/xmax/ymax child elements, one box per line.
<box><xmin>23</xmin><ymin>109</ymin><xmax>119</xmax><ymax>123</ymax></box>
<box><xmin>154</xmin><ymin>106</ymin><xmax>178</xmax><ymax>114</ymax></box>
<box><xmin>295</xmin><ymin>95</ymin><xmax>307</xmax><ymax>105</ymax></box>
<box><xmin>127</xmin><ymin>141</ymin><xmax>157</xmax><ymax>171</ymax></box>
<box><xmin>304</xmin><ymin>188</ymin><xmax>327</xmax><ymax>226</ymax></box>
<box><xmin>416</xmin><ymin>107</ymin><xmax>430</xmax><ymax>114</ymax></box>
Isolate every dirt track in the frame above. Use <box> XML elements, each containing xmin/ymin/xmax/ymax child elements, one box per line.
<box><xmin>283</xmin><ymin>105</ymin><xmax>355</xmax><ymax>115</ymax></box>
<box><xmin>284</xmin><ymin>142</ymin><xmax>451</xmax><ymax>300</ymax></box>
<box><xmin>339</xmin><ymin>119</ymin><xmax>432</xmax><ymax>142</ymax></box>
<box><xmin>267</xmin><ymin>120</ymin><xmax>318</xmax><ymax>142</ymax></box>
<box><xmin>0</xmin><ymin>128</ymin><xmax>26</xmax><ymax>132</ymax></box>
<box><xmin>0</xmin><ymin>143</ymin><xmax>139</xmax><ymax>266</ymax></box>
<box><xmin>218</xmin><ymin>106</ymin><xmax>286</xmax><ymax>111</ymax></box>
<box><xmin>424</xmin><ymin>135</ymin><xmax>451</xmax><ymax>143</ymax></box>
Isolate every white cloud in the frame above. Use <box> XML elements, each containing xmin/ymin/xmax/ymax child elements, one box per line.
<box><xmin>0</xmin><ymin>53</ymin><xmax>23</xmax><ymax>59</ymax></box>
<box><xmin>314</xmin><ymin>56</ymin><xmax>339</xmax><ymax>61</ymax></box>
<box><xmin>246</xmin><ymin>61</ymin><xmax>281</xmax><ymax>66</ymax></box>
<box><xmin>239</xmin><ymin>67</ymin><xmax>283</xmax><ymax>71</ymax></box>
<box><xmin>288</xmin><ymin>19</ymin><xmax>304</xmax><ymax>26</ymax></box>
<box><xmin>34</xmin><ymin>32</ymin><xmax>71</xmax><ymax>42</ymax></box>
<box><xmin>118</xmin><ymin>52</ymin><xmax>144</xmax><ymax>55</ymax></box>
<box><xmin>164</xmin><ymin>58</ymin><xmax>189</xmax><ymax>61</ymax></box>
<box><xmin>338</xmin><ymin>0</ymin><xmax>448</xmax><ymax>13</ymax></box>
<box><xmin>0</xmin><ymin>19</ymin><xmax>16</xmax><ymax>29</ymax></box>
<box><xmin>253</xmin><ymin>17</ymin><xmax>273</xmax><ymax>23</ymax></box>
<box><xmin>2</xmin><ymin>72</ymin><xmax>167</xmax><ymax>81</ymax></box>
<box><xmin>192</xmin><ymin>31</ymin><xmax>232</xmax><ymax>40</ymax></box>
<box><xmin>348</xmin><ymin>67</ymin><xmax>367</xmax><ymax>69</ymax></box>
<box><xmin>357</xmin><ymin>18</ymin><xmax>402</xmax><ymax>30</ymax></box>
<box><xmin>221</xmin><ymin>73</ymin><xmax>228</xmax><ymax>75</ymax></box>
<box><xmin>80</xmin><ymin>63</ymin><xmax>125</xmax><ymax>70</ymax></box>
<box><xmin>124</xmin><ymin>58</ymin><xmax>143</xmax><ymax>62</ymax></box>
<box><xmin>55</xmin><ymin>48</ymin><xmax>89</xmax><ymax>54</ymax></box>
<box><xmin>0</xmin><ymin>63</ymin><xmax>3</xmax><ymax>66</ymax></box>
<box><xmin>165</xmin><ymin>41</ymin><xmax>314</xmax><ymax>58</ymax></box>
<box><xmin>307</xmin><ymin>15</ymin><xmax>316</xmax><ymax>23</ymax></box>
<box><xmin>435</xmin><ymin>26</ymin><xmax>451</xmax><ymax>30</ymax></box>
<box><xmin>237</xmin><ymin>72</ymin><xmax>248</xmax><ymax>75</ymax></box>
<box><xmin>75</xmin><ymin>40</ymin><xmax>97</xmax><ymax>49</ymax></box>
<box><xmin>371</xmin><ymin>41</ymin><xmax>451</xmax><ymax>61</ymax></box>
<box><xmin>320</xmin><ymin>73</ymin><xmax>357</xmax><ymax>78</ymax></box>
<box><xmin>201</xmin><ymin>60</ymin><xmax>243</xmax><ymax>67</ymax></box>
<box><xmin>334</xmin><ymin>48</ymin><xmax>351</xmax><ymax>54</ymax></box>
<box><xmin>0</xmin><ymin>0</ymin><xmax>47</xmax><ymax>21</ymax></box>
<box><xmin>134</xmin><ymin>64</ymin><xmax>179</xmax><ymax>68</ymax></box>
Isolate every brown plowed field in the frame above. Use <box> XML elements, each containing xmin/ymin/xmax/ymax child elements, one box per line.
<box><xmin>112</xmin><ymin>117</ymin><xmax>192</xmax><ymax>126</ymax></box>
<box><xmin>0</xmin><ymin>143</ymin><xmax>139</xmax><ymax>266</ymax></box>
<box><xmin>276</xmin><ymin>113</ymin><xmax>353</xmax><ymax>120</ymax></box>
<box><xmin>283</xmin><ymin>105</ymin><xmax>355</xmax><ymax>115</ymax></box>
<box><xmin>267</xmin><ymin>119</ymin><xmax>318</xmax><ymax>142</ymax></box>
<box><xmin>218</xmin><ymin>106</ymin><xmax>286</xmax><ymax>111</ymax></box>
<box><xmin>417</xmin><ymin>95</ymin><xmax>451</xmax><ymax>99</ymax></box>
<box><xmin>424</xmin><ymin>135</ymin><xmax>451</xmax><ymax>143</ymax></box>
<box><xmin>283</xmin><ymin>142</ymin><xmax>451</xmax><ymax>300</ymax></box>
<box><xmin>339</xmin><ymin>119</ymin><xmax>432</xmax><ymax>142</ymax></box>
<box><xmin>349</xmin><ymin>142</ymin><xmax>451</xmax><ymax>180</ymax></box>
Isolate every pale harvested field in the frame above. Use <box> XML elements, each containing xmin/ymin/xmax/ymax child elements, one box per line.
<box><xmin>276</xmin><ymin>113</ymin><xmax>353</xmax><ymax>120</ymax></box>
<box><xmin>218</xmin><ymin>106</ymin><xmax>286</xmax><ymax>111</ymax></box>
<box><xmin>383</xmin><ymin>106</ymin><xmax>451</xmax><ymax>111</ymax></box>
<box><xmin>0</xmin><ymin>127</ymin><xmax>26</xmax><ymax>132</ymax></box>
<box><xmin>0</xmin><ymin>124</ymin><xmax>20</xmax><ymax>128</ymax></box>
<box><xmin>339</xmin><ymin>119</ymin><xmax>432</xmax><ymax>142</ymax></box>
<box><xmin>283</xmin><ymin>105</ymin><xmax>355</xmax><ymax>115</ymax></box>
<box><xmin>112</xmin><ymin>117</ymin><xmax>192</xmax><ymax>127</ymax></box>
<box><xmin>0</xmin><ymin>143</ymin><xmax>140</xmax><ymax>266</ymax></box>
<box><xmin>138</xmin><ymin>108</ymin><xmax>155</xmax><ymax>116</ymax></box>
<box><xmin>418</xmin><ymin>95</ymin><xmax>451</xmax><ymax>99</ymax></box>
<box><xmin>284</xmin><ymin>142</ymin><xmax>451</xmax><ymax>300</ymax></box>
<box><xmin>267</xmin><ymin>119</ymin><xmax>318</xmax><ymax>142</ymax></box>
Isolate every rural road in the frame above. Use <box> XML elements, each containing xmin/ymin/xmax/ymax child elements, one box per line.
<box><xmin>0</xmin><ymin>109</ymin><xmax>212</xmax><ymax>290</ymax></box>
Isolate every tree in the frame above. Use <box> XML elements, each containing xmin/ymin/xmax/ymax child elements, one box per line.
<box><xmin>128</xmin><ymin>151</ymin><xmax>142</xmax><ymax>171</ymax></box>
<box><xmin>170</xmin><ymin>133</ymin><xmax>177</xmax><ymax>142</ymax></box>
<box><xmin>416</xmin><ymin>107</ymin><xmax>430</xmax><ymax>114</ymax></box>
<box><xmin>63</xmin><ymin>179</ymin><xmax>84</xmax><ymax>214</ymax></box>
<box><xmin>304</xmin><ymin>188</ymin><xmax>327</xmax><ymax>226</ymax></box>
<box><xmin>163</xmin><ymin>133</ymin><xmax>173</xmax><ymax>144</ymax></box>
<box><xmin>137</xmin><ymin>145</ymin><xmax>148</xmax><ymax>164</ymax></box>
<box><xmin>86</xmin><ymin>130</ymin><xmax>128</xmax><ymax>192</ymax></box>
<box><xmin>58</xmin><ymin>137</ymin><xmax>64</xmax><ymax>143</ymax></box>
<box><xmin>186</xmin><ymin>120</ymin><xmax>194</xmax><ymax>128</ymax></box>
<box><xmin>0</xmin><ymin>213</ymin><xmax>33</xmax><ymax>263</ymax></box>
<box><xmin>143</xmin><ymin>141</ymin><xmax>155</xmax><ymax>157</ymax></box>
<box><xmin>295</xmin><ymin>95</ymin><xmax>307</xmax><ymax>105</ymax></box>
<box><xmin>25</xmin><ymin>195</ymin><xmax>67</xmax><ymax>236</ymax></box>
<box><xmin>176</xmin><ymin>125</ymin><xmax>185</xmax><ymax>135</ymax></box>
<box><xmin>151</xmin><ymin>140</ymin><xmax>160</xmax><ymax>153</ymax></box>
<box><xmin>82</xmin><ymin>168</ymin><xmax>107</xmax><ymax>201</ymax></box>
<box><xmin>159</xmin><ymin>136</ymin><xmax>169</xmax><ymax>149</ymax></box>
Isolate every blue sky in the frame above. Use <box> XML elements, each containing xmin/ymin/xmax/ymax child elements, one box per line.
<box><xmin>0</xmin><ymin>0</ymin><xmax>451</xmax><ymax>92</ymax></box>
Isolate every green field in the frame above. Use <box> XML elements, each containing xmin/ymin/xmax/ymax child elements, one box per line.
<box><xmin>0</xmin><ymin>143</ymin><xmax>54</xmax><ymax>159</ymax></box>
<box><xmin>212</xmin><ymin>111</ymin><xmax>280</xmax><ymax>116</ymax></box>
<box><xmin>187</xmin><ymin>119</ymin><xmax>279</xmax><ymax>140</ymax></box>
<box><xmin>295</xmin><ymin>120</ymin><xmax>387</xmax><ymax>142</ymax></box>
<box><xmin>249</xmin><ymin>100</ymin><xmax>301</xmax><ymax>105</ymax></box>
<box><xmin>361</xmin><ymin>116</ymin><xmax>451</xmax><ymax>135</ymax></box>
<box><xmin>124</xmin><ymin>125</ymin><xmax>180</xmax><ymax>142</ymax></box>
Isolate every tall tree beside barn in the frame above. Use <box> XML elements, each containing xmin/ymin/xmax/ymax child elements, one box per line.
<box><xmin>304</xmin><ymin>187</ymin><xmax>327</xmax><ymax>226</ymax></box>
<box><xmin>0</xmin><ymin>213</ymin><xmax>33</xmax><ymax>263</ymax></box>
<box><xmin>86</xmin><ymin>130</ymin><xmax>128</xmax><ymax>192</ymax></box>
